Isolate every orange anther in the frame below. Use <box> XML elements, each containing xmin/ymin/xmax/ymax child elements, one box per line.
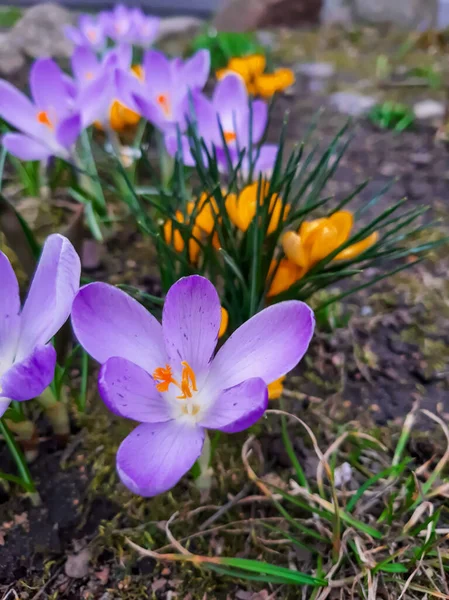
<box><xmin>37</xmin><ymin>110</ymin><xmax>53</xmax><ymax>129</ymax></box>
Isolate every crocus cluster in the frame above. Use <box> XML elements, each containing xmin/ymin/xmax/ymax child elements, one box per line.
<box><xmin>72</xmin><ymin>275</ymin><xmax>314</xmax><ymax>496</ymax></box>
<box><xmin>0</xmin><ymin>235</ymin><xmax>80</xmax><ymax>417</ymax></box>
<box><xmin>64</xmin><ymin>4</ymin><xmax>160</xmax><ymax>50</ymax></box>
<box><xmin>0</xmin><ymin>3</ymin><xmax>280</xmax><ymax>177</ymax></box>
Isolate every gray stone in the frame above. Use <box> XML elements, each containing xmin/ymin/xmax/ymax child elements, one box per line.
<box><xmin>156</xmin><ymin>16</ymin><xmax>204</xmax><ymax>42</ymax></box>
<box><xmin>321</xmin><ymin>0</ymin><xmax>354</xmax><ymax>24</ymax></box>
<box><xmin>413</xmin><ymin>100</ymin><xmax>445</xmax><ymax>120</ymax></box>
<box><xmin>329</xmin><ymin>91</ymin><xmax>376</xmax><ymax>117</ymax></box>
<box><xmin>0</xmin><ymin>33</ymin><xmax>25</xmax><ymax>76</ymax></box>
<box><xmin>351</xmin><ymin>0</ymin><xmax>438</xmax><ymax>28</ymax></box>
<box><xmin>11</xmin><ymin>3</ymin><xmax>74</xmax><ymax>59</ymax></box>
<box><xmin>297</xmin><ymin>62</ymin><xmax>335</xmax><ymax>79</ymax></box>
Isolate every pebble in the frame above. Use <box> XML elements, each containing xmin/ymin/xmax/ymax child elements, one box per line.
<box><xmin>329</xmin><ymin>91</ymin><xmax>377</xmax><ymax>117</ymax></box>
<box><xmin>409</xmin><ymin>152</ymin><xmax>432</xmax><ymax>166</ymax></box>
<box><xmin>297</xmin><ymin>62</ymin><xmax>335</xmax><ymax>78</ymax></box>
<box><xmin>156</xmin><ymin>16</ymin><xmax>203</xmax><ymax>41</ymax></box>
<box><xmin>413</xmin><ymin>100</ymin><xmax>445</xmax><ymax>120</ymax></box>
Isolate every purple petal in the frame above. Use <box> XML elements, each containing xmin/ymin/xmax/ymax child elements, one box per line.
<box><xmin>56</xmin><ymin>113</ymin><xmax>81</xmax><ymax>148</ymax></box>
<box><xmin>252</xmin><ymin>144</ymin><xmax>279</xmax><ymax>176</ymax></box>
<box><xmin>209</xmin><ymin>301</ymin><xmax>315</xmax><ymax>389</ymax></box>
<box><xmin>199</xmin><ymin>377</ymin><xmax>268</xmax><ymax>433</ymax></box>
<box><xmin>132</xmin><ymin>93</ymin><xmax>165</xmax><ymax>130</ymax></box>
<box><xmin>162</xmin><ymin>276</ymin><xmax>221</xmax><ymax>377</ymax></box>
<box><xmin>64</xmin><ymin>25</ymin><xmax>84</xmax><ymax>46</ymax></box>
<box><xmin>2</xmin><ymin>133</ymin><xmax>51</xmax><ymax>161</ymax></box>
<box><xmin>1</xmin><ymin>344</ymin><xmax>56</xmax><ymax>401</ymax></box>
<box><xmin>181</xmin><ymin>50</ymin><xmax>210</xmax><ymax>92</ymax></box>
<box><xmin>164</xmin><ymin>133</ymin><xmax>195</xmax><ymax>166</ymax></box>
<box><xmin>142</xmin><ymin>50</ymin><xmax>171</xmax><ymax>92</ymax></box>
<box><xmin>250</xmin><ymin>100</ymin><xmax>268</xmax><ymax>144</ymax></box>
<box><xmin>0</xmin><ymin>399</ymin><xmax>11</xmax><ymax>419</ymax></box>
<box><xmin>0</xmin><ymin>80</ymin><xmax>42</xmax><ymax>138</ymax></box>
<box><xmin>115</xmin><ymin>69</ymin><xmax>143</xmax><ymax>111</ymax></box>
<box><xmin>99</xmin><ymin>357</ymin><xmax>171</xmax><ymax>423</ymax></box>
<box><xmin>117</xmin><ymin>420</ymin><xmax>204</xmax><ymax>496</ymax></box>
<box><xmin>0</xmin><ymin>252</ymin><xmax>21</xmax><ymax>373</ymax></box>
<box><xmin>71</xmin><ymin>46</ymin><xmax>99</xmax><ymax>83</ymax></box>
<box><xmin>17</xmin><ymin>234</ymin><xmax>80</xmax><ymax>362</ymax></box>
<box><xmin>77</xmin><ymin>71</ymin><xmax>114</xmax><ymax>127</ymax></box>
<box><xmin>30</xmin><ymin>58</ymin><xmax>70</xmax><ymax>116</ymax></box>
<box><xmin>191</xmin><ymin>92</ymin><xmax>220</xmax><ymax>144</ymax></box>
<box><xmin>71</xmin><ymin>282</ymin><xmax>165</xmax><ymax>373</ymax></box>
<box><xmin>213</xmin><ymin>73</ymin><xmax>248</xmax><ymax>135</ymax></box>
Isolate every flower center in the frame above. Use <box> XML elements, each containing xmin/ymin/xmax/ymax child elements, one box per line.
<box><xmin>37</xmin><ymin>110</ymin><xmax>53</xmax><ymax>129</ymax></box>
<box><xmin>156</xmin><ymin>94</ymin><xmax>171</xmax><ymax>117</ymax></box>
<box><xmin>224</xmin><ymin>131</ymin><xmax>236</xmax><ymax>143</ymax></box>
<box><xmin>153</xmin><ymin>362</ymin><xmax>201</xmax><ymax>418</ymax></box>
<box><xmin>153</xmin><ymin>361</ymin><xmax>197</xmax><ymax>399</ymax></box>
<box><xmin>86</xmin><ymin>28</ymin><xmax>97</xmax><ymax>42</ymax></box>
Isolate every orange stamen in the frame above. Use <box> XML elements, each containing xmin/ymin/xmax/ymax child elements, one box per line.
<box><xmin>153</xmin><ymin>364</ymin><xmax>178</xmax><ymax>392</ymax></box>
<box><xmin>153</xmin><ymin>361</ymin><xmax>197</xmax><ymax>400</ymax></box>
<box><xmin>37</xmin><ymin>110</ymin><xmax>53</xmax><ymax>129</ymax></box>
<box><xmin>224</xmin><ymin>131</ymin><xmax>236</xmax><ymax>143</ymax></box>
<box><xmin>157</xmin><ymin>93</ymin><xmax>171</xmax><ymax>117</ymax></box>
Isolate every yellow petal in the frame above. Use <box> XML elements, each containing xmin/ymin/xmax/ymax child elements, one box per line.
<box><xmin>267</xmin><ymin>376</ymin><xmax>286</xmax><ymax>400</ymax></box>
<box><xmin>131</xmin><ymin>64</ymin><xmax>145</xmax><ymax>81</ymax></box>
<box><xmin>308</xmin><ymin>222</ymin><xmax>340</xmax><ymax>264</ymax></box>
<box><xmin>189</xmin><ymin>225</ymin><xmax>202</xmax><ymax>264</ymax></box>
<box><xmin>163</xmin><ymin>210</ymin><xmax>185</xmax><ymax>253</ymax></box>
<box><xmin>299</xmin><ymin>218</ymin><xmax>327</xmax><ymax>243</ymax></box>
<box><xmin>109</xmin><ymin>100</ymin><xmax>126</xmax><ymax>131</ymax></box>
<box><xmin>226</xmin><ymin>184</ymin><xmax>257</xmax><ymax>231</ymax></box>
<box><xmin>195</xmin><ymin>193</ymin><xmax>218</xmax><ymax>234</ymax></box>
<box><xmin>282</xmin><ymin>231</ymin><xmax>308</xmax><ymax>268</ymax></box>
<box><xmin>219</xmin><ymin>307</ymin><xmax>229</xmax><ymax>338</ymax></box>
<box><xmin>267</xmin><ymin>259</ymin><xmax>305</xmax><ymax>297</ymax></box>
<box><xmin>268</xmin><ymin>196</ymin><xmax>289</xmax><ymax>234</ymax></box>
<box><xmin>240</xmin><ymin>54</ymin><xmax>266</xmax><ymax>77</ymax></box>
<box><xmin>328</xmin><ymin>211</ymin><xmax>353</xmax><ymax>246</ymax></box>
<box><xmin>255</xmin><ymin>68</ymin><xmax>295</xmax><ymax>98</ymax></box>
<box><xmin>335</xmin><ymin>231</ymin><xmax>378</xmax><ymax>261</ymax></box>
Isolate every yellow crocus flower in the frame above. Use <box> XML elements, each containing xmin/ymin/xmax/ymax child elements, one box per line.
<box><xmin>217</xmin><ymin>54</ymin><xmax>295</xmax><ymax>98</ymax></box>
<box><xmin>226</xmin><ymin>182</ymin><xmax>289</xmax><ymax>234</ymax></box>
<box><xmin>163</xmin><ymin>195</ymin><xmax>219</xmax><ymax>264</ymax></box>
<box><xmin>268</xmin><ymin>211</ymin><xmax>378</xmax><ymax>297</ymax></box>
<box><xmin>219</xmin><ymin>306</ymin><xmax>229</xmax><ymax>338</ymax></box>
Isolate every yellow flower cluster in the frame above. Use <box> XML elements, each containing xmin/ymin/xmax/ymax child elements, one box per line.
<box><xmin>217</xmin><ymin>54</ymin><xmax>295</xmax><ymax>98</ymax></box>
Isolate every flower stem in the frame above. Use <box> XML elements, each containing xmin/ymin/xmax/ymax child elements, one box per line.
<box><xmin>37</xmin><ymin>387</ymin><xmax>70</xmax><ymax>439</ymax></box>
<box><xmin>0</xmin><ymin>418</ymin><xmax>41</xmax><ymax>505</ymax></box>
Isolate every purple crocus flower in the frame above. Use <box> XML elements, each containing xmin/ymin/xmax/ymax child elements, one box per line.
<box><xmin>71</xmin><ymin>275</ymin><xmax>314</xmax><ymax>497</ymax></box>
<box><xmin>0</xmin><ymin>59</ymin><xmax>82</xmax><ymax>161</ymax></box>
<box><xmin>118</xmin><ymin>49</ymin><xmax>210</xmax><ymax>133</ymax></box>
<box><xmin>100</xmin><ymin>5</ymin><xmax>159</xmax><ymax>47</ymax></box>
<box><xmin>165</xmin><ymin>73</ymin><xmax>278</xmax><ymax>176</ymax></box>
<box><xmin>71</xmin><ymin>44</ymin><xmax>136</xmax><ymax>128</ymax></box>
<box><xmin>64</xmin><ymin>14</ymin><xmax>106</xmax><ymax>51</ymax></box>
<box><xmin>0</xmin><ymin>235</ymin><xmax>80</xmax><ymax>418</ymax></box>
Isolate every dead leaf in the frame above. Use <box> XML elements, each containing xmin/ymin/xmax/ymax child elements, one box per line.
<box><xmin>95</xmin><ymin>566</ymin><xmax>110</xmax><ymax>585</ymax></box>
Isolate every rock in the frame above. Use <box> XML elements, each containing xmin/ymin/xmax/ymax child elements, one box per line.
<box><xmin>11</xmin><ymin>3</ymin><xmax>74</xmax><ymax>59</ymax></box>
<box><xmin>297</xmin><ymin>62</ymin><xmax>335</xmax><ymax>78</ymax></box>
<box><xmin>352</xmin><ymin>0</ymin><xmax>438</xmax><ymax>28</ymax></box>
<box><xmin>213</xmin><ymin>0</ymin><xmax>323</xmax><ymax>31</ymax></box>
<box><xmin>65</xmin><ymin>548</ymin><xmax>91</xmax><ymax>579</ymax></box>
<box><xmin>413</xmin><ymin>100</ymin><xmax>445</xmax><ymax>120</ymax></box>
<box><xmin>0</xmin><ymin>32</ymin><xmax>25</xmax><ymax>77</ymax></box>
<box><xmin>409</xmin><ymin>152</ymin><xmax>432</xmax><ymax>166</ymax></box>
<box><xmin>321</xmin><ymin>0</ymin><xmax>354</xmax><ymax>24</ymax></box>
<box><xmin>156</xmin><ymin>16</ymin><xmax>204</xmax><ymax>42</ymax></box>
<box><xmin>329</xmin><ymin>91</ymin><xmax>376</xmax><ymax>117</ymax></box>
